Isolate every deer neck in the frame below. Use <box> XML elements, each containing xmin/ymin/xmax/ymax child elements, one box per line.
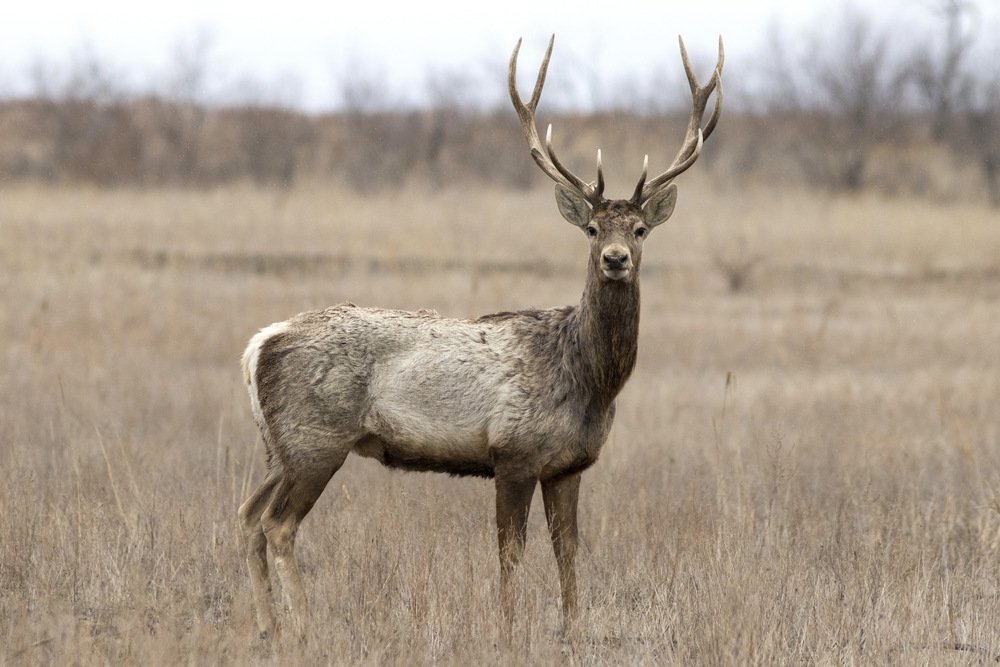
<box><xmin>573</xmin><ymin>270</ymin><xmax>640</xmax><ymax>407</ymax></box>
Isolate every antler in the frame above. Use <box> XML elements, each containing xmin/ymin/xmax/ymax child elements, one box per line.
<box><xmin>632</xmin><ymin>36</ymin><xmax>725</xmax><ymax>205</ymax></box>
<box><xmin>509</xmin><ymin>36</ymin><xmax>605</xmax><ymax>205</ymax></box>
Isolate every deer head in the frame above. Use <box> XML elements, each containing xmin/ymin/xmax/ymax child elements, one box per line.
<box><xmin>508</xmin><ymin>35</ymin><xmax>724</xmax><ymax>282</ymax></box>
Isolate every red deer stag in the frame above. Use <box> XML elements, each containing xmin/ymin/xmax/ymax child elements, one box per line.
<box><xmin>238</xmin><ymin>34</ymin><xmax>723</xmax><ymax>640</ymax></box>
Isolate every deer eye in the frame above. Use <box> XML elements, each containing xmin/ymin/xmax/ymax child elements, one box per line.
<box><xmin>585</xmin><ymin>226</ymin><xmax>598</xmax><ymax>238</ymax></box>
<box><xmin>635</xmin><ymin>227</ymin><xmax>648</xmax><ymax>239</ymax></box>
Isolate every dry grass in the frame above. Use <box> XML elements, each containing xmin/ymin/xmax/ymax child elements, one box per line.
<box><xmin>2</xmin><ymin>178</ymin><xmax>999</xmax><ymax>665</ymax></box>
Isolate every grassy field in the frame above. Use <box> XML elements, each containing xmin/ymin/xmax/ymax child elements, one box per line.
<box><xmin>1</xmin><ymin>178</ymin><xmax>999</xmax><ymax>664</ymax></box>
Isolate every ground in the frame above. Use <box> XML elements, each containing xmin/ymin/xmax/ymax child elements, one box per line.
<box><xmin>1</xmin><ymin>179</ymin><xmax>998</xmax><ymax>664</ymax></box>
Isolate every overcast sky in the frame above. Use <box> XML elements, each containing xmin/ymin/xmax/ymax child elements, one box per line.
<box><xmin>1</xmin><ymin>0</ymin><xmax>996</xmax><ymax>109</ymax></box>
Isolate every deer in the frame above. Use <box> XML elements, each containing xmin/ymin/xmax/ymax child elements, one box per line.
<box><xmin>237</xmin><ymin>34</ymin><xmax>723</xmax><ymax>641</ymax></box>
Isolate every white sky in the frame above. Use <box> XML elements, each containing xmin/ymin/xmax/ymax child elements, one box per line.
<box><xmin>1</xmin><ymin>0</ymin><xmax>996</xmax><ymax>109</ymax></box>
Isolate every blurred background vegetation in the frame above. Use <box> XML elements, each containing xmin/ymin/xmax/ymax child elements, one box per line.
<box><xmin>0</xmin><ymin>1</ymin><xmax>997</xmax><ymax>205</ymax></box>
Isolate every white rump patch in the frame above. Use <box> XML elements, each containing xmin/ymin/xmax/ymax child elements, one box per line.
<box><xmin>241</xmin><ymin>321</ymin><xmax>289</xmax><ymax>438</ymax></box>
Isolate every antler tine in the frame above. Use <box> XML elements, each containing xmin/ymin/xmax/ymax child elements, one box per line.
<box><xmin>630</xmin><ymin>154</ymin><xmax>649</xmax><ymax>205</ymax></box>
<box><xmin>595</xmin><ymin>149</ymin><xmax>605</xmax><ymax>199</ymax></box>
<box><xmin>700</xmin><ymin>37</ymin><xmax>726</xmax><ymax>141</ymax></box>
<box><xmin>638</xmin><ymin>35</ymin><xmax>725</xmax><ymax>204</ymax></box>
<box><xmin>679</xmin><ymin>36</ymin><xmax>698</xmax><ymax>92</ymax></box>
<box><xmin>508</xmin><ymin>36</ymin><xmax>603</xmax><ymax>205</ymax></box>
<box><xmin>528</xmin><ymin>36</ymin><xmax>555</xmax><ymax>111</ymax></box>
<box><xmin>643</xmin><ymin>130</ymin><xmax>704</xmax><ymax>196</ymax></box>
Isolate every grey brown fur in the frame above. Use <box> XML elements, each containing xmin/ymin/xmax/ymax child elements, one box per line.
<box><xmin>238</xmin><ymin>35</ymin><xmax>723</xmax><ymax>641</ymax></box>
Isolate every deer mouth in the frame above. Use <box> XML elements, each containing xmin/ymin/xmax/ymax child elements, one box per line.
<box><xmin>601</xmin><ymin>266</ymin><xmax>632</xmax><ymax>280</ymax></box>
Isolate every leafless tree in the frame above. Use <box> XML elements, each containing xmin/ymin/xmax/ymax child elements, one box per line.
<box><xmin>422</xmin><ymin>67</ymin><xmax>478</xmax><ymax>187</ymax></box>
<box><xmin>150</xmin><ymin>28</ymin><xmax>216</xmax><ymax>183</ymax></box>
<box><xmin>29</xmin><ymin>44</ymin><xmax>143</xmax><ymax>184</ymax></box>
<box><xmin>332</xmin><ymin>57</ymin><xmax>423</xmax><ymax>191</ymax></box>
<box><xmin>957</xmin><ymin>60</ymin><xmax>1000</xmax><ymax>205</ymax></box>
<box><xmin>908</xmin><ymin>0</ymin><xmax>978</xmax><ymax>139</ymax></box>
<box><xmin>752</xmin><ymin>8</ymin><xmax>905</xmax><ymax>192</ymax></box>
<box><xmin>220</xmin><ymin>74</ymin><xmax>311</xmax><ymax>186</ymax></box>
<box><xmin>906</xmin><ymin>0</ymin><xmax>1000</xmax><ymax>205</ymax></box>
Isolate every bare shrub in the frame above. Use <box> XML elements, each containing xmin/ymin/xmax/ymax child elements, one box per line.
<box><xmin>331</xmin><ymin>59</ymin><xmax>425</xmax><ymax>191</ymax></box>
<box><xmin>958</xmin><ymin>69</ymin><xmax>1000</xmax><ymax>206</ymax></box>
<box><xmin>144</xmin><ymin>29</ymin><xmax>216</xmax><ymax>184</ymax></box>
<box><xmin>28</xmin><ymin>46</ymin><xmax>145</xmax><ymax>185</ymax></box>
<box><xmin>907</xmin><ymin>0</ymin><xmax>978</xmax><ymax>140</ymax></box>
<box><xmin>749</xmin><ymin>9</ymin><xmax>907</xmax><ymax>193</ymax></box>
<box><xmin>907</xmin><ymin>0</ymin><xmax>1000</xmax><ymax>206</ymax></box>
<box><xmin>334</xmin><ymin>110</ymin><xmax>424</xmax><ymax>191</ymax></box>
<box><xmin>228</xmin><ymin>106</ymin><xmax>314</xmax><ymax>186</ymax></box>
<box><xmin>712</xmin><ymin>235</ymin><xmax>764</xmax><ymax>292</ymax></box>
<box><xmin>418</xmin><ymin>67</ymin><xmax>534</xmax><ymax>189</ymax></box>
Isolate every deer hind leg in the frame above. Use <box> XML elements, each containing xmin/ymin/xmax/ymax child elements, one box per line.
<box><xmin>495</xmin><ymin>474</ymin><xmax>537</xmax><ymax>635</ymax></box>
<box><xmin>541</xmin><ymin>472</ymin><xmax>581</xmax><ymax>635</ymax></box>
<box><xmin>261</xmin><ymin>456</ymin><xmax>344</xmax><ymax>642</ymax></box>
<box><xmin>238</xmin><ymin>471</ymin><xmax>281</xmax><ymax>639</ymax></box>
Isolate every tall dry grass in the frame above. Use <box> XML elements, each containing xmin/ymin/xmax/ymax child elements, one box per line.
<box><xmin>1</xmin><ymin>179</ymin><xmax>999</xmax><ymax>664</ymax></box>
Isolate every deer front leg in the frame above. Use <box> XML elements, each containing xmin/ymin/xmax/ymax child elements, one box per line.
<box><xmin>495</xmin><ymin>474</ymin><xmax>537</xmax><ymax>635</ymax></box>
<box><xmin>541</xmin><ymin>472</ymin><xmax>581</xmax><ymax>635</ymax></box>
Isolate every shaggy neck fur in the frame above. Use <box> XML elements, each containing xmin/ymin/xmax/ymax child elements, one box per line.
<box><xmin>570</xmin><ymin>265</ymin><xmax>640</xmax><ymax>409</ymax></box>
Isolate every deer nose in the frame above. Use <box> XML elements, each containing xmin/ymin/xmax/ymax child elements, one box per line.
<box><xmin>602</xmin><ymin>251</ymin><xmax>629</xmax><ymax>270</ymax></box>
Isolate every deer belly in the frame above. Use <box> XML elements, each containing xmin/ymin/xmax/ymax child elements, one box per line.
<box><xmin>359</xmin><ymin>359</ymin><xmax>499</xmax><ymax>475</ymax></box>
<box><xmin>356</xmin><ymin>403</ymin><xmax>494</xmax><ymax>477</ymax></box>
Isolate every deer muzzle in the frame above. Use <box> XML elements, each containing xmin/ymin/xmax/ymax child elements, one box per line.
<box><xmin>601</xmin><ymin>246</ymin><xmax>632</xmax><ymax>279</ymax></box>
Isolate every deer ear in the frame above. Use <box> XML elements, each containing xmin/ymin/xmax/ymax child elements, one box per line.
<box><xmin>555</xmin><ymin>184</ymin><xmax>591</xmax><ymax>227</ymax></box>
<box><xmin>643</xmin><ymin>184</ymin><xmax>678</xmax><ymax>228</ymax></box>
